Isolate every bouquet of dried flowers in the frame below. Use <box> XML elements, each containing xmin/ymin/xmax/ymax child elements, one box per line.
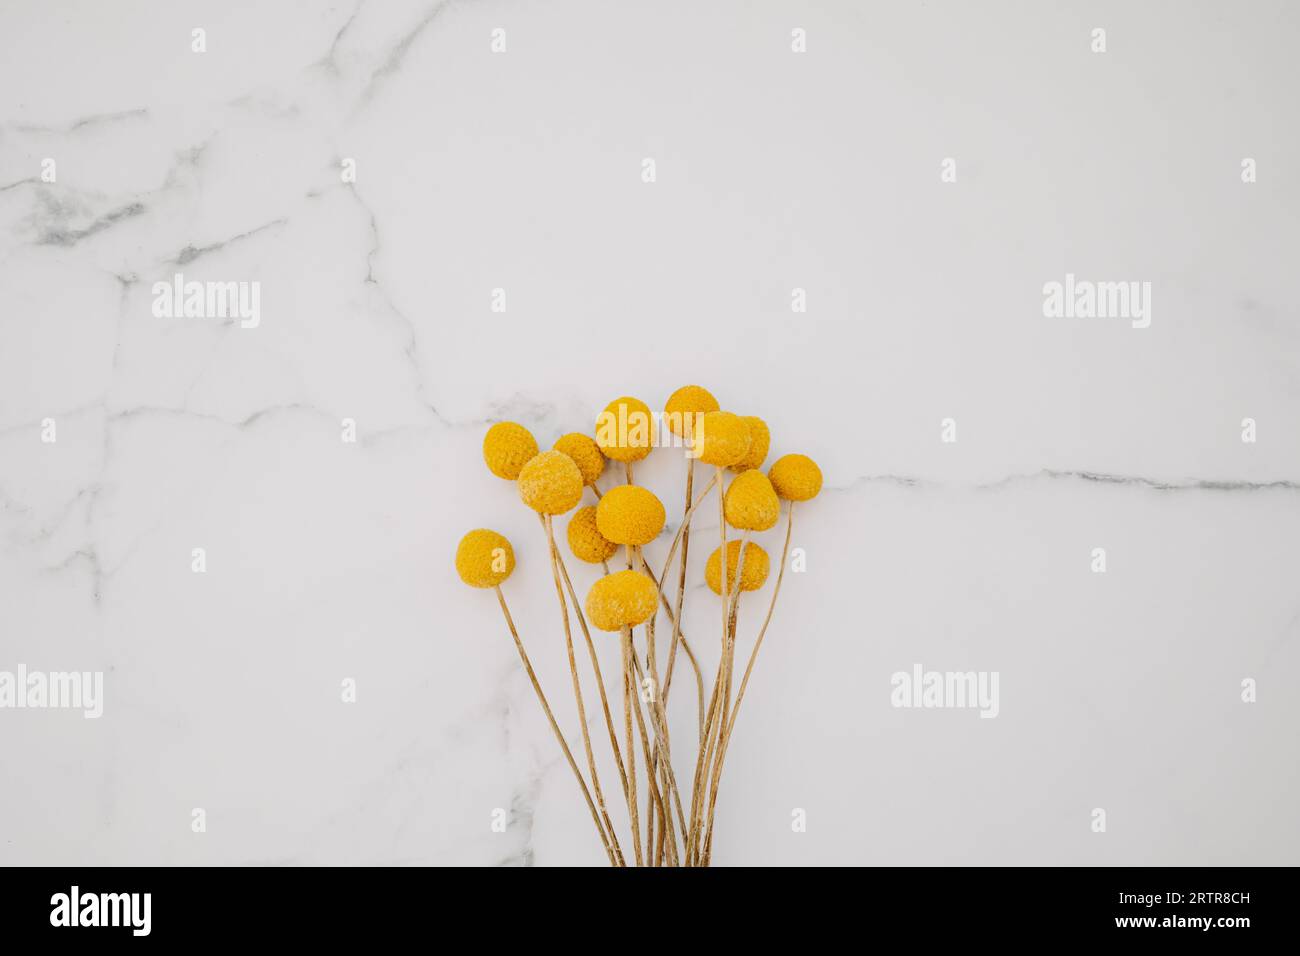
<box><xmin>456</xmin><ymin>387</ymin><xmax>822</xmax><ymax>866</ymax></box>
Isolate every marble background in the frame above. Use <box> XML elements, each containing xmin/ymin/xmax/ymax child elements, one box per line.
<box><xmin>2</xmin><ymin>0</ymin><xmax>1297</xmax><ymax>866</ymax></box>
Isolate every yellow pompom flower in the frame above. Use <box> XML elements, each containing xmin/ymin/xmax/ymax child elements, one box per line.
<box><xmin>694</xmin><ymin>411</ymin><xmax>751</xmax><ymax>467</ymax></box>
<box><xmin>567</xmin><ymin>505</ymin><xmax>618</xmax><ymax>564</ymax></box>
<box><xmin>517</xmin><ymin>451</ymin><xmax>584</xmax><ymax>515</ymax></box>
<box><xmin>705</xmin><ymin>541</ymin><xmax>769</xmax><ymax>595</ymax></box>
<box><xmin>553</xmin><ymin>432</ymin><xmax>606</xmax><ymax>485</ymax></box>
<box><xmin>724</xmin><ymin>469</ymin><xmax>780</xmax><ymax>532</ymax></box>
<box><xmin>769</xmin><ymin>453</ymin><xmax>823</xmax><ymax>502</ymax></box>
<box><xmin>596</xmin><ymin>485</ymin><xmax>666</xmax><ymax>546</ymax></box>
<box><xmin>664</xmin><ymin>385</ymin><xmax>720</xmax><ymax>439</ymax></box>
<box><xmin>455</xmin><ymin>529</ymin><xmax>515</xmax><ymax>588</ymax></box>
<box><xmin>731</xmin><ymin>416</ymin><xmax>770</xmax><ymax>472</ymax></box>
<box><xmin>483</xmin><ymin>422</ymin><xmax>540</xmax><ymax>480</ymax></box>
<box><xmin>594</xmin><ymin>396</ymin><xmax>654</xmax><ymax>463</ymax></box>
<box><xmin>585</xmin><ymin>570</ymin><xmax>659</xmax><ymax>632</ymax></box>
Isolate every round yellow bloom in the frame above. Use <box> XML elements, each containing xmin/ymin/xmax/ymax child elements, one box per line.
<box><xmin>595</xmin><ymin>396</ymin><xmax>654</xmax><ymax>463</ymax></box>
<box><xmin>567</xmin><ymin>506</ymin><xmax>618</xmax><ymax>564</ymax></box>
<box><xmin>585</xmin><ymin>570</ymin><xmax>659</xmax><ymax>632</ymax></box>
<box><xmin>705</xmin><ymin>541</ymin><xmax>769</xmax><ymax>595</ymax></box>
<box><xmin>596</xmin><ymin>485</ymin><xmax>665</xmax><ymax>546</ymax></box>
<box><xmin>517</xmin><ymin>451</ymin><xmax>584</xmax><ymax>515</ymax></box>
<box><xmin>553</xmin><ymin>432</ymin><xmax>606</xmax><ymax>485</ymax></box>
<box><xmin>483</xmin><ymin>422</ymin><xmax>540</xmax><ymax>480</ymax></box>
<box><xmin>731</xmin><ymin>416</ymin><xmax>770</xmax><ymax>472</ymax></box>
<box><xmin>455</xmin><ymin>529</ymin><xmax>515</xmax><ymax>588</ymax></box>
<box><xmin>695</xmin><ymin>411</ymin><xmax>751</xmax><ymax>467</ymax></box>
<box><xmin>724</xmin><ymin>469</ymin><xmax>780</xmax><ymax>532</ymax></box>
<box><xmin>664</xmin><ymin>385</ymin><xmax>719</xmax><ymax>438</ymax></box>
<box><xmin>769</xmin><ymin>453</ymin><xmax>823</xmax><ymax>501</ymax></box>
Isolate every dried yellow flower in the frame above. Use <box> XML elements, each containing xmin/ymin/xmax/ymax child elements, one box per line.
<box><xmin>517</xmin><ymin>451</ymin><xmax>584</xmax><ymax>515</ymax></box>
<box><xmin>596</xmin><ymin>485</ymin><xmax>666</xmax><ymax>546</ymax></box>
<box><xmin>731</xmin><ymin>416</ymin><xmax>770</xmax><ymax>472</ymax></box>
<box><xmin>595</xmin><ymin>396</ymin><xmax>654</xmax><ymax>463</ymax></box>
<box><xmin>483</xmin><ymin>422</ymin><xmax>540</xmax><ymax>480</ymax></box>
<box><xmin>567</xmin><ymin>505</ymin><xmax>618</xmax><ymax>564</ymax></box>
<box><xmin>769</xmin><ymin>453</ymin><xmax>823</xmax><ymax>501</ymax></box>
<box><xmin>695</xmin><ymin>411</ymin><xmax>751</xmax><ymax>467</ymax></box>
<box><xmin>664</xmin><ymin>385</ymin><xmax>720</xmax><ymax>438</ymax></box>
<box><xmin>553</xmin><ymin>432</ymin><xmax>606</xmax><ymax>485</ymax></box>
<box><xmin>585</xmin><ymin>570</ymin><xmax>659</xmax><ymax>631</ymax></box>
<box><xmin>455</xmin><ymin>529</ymin><xmax>515</xmax><ymax>588</ymax></box>
<box><xmin>704</xmin><ymin>541</ymin><xmax>769</xmax><ymax>595</ymax></box>
<box><xmin>724</xmin><ymin>469</ymin><xmax>780</xmax><ymax>531</ymax></box>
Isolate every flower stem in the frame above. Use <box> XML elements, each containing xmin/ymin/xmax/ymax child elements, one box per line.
<box><xmin>493</xmin><ymin>586</ymin><xmax>618</xmax><ymax>866</ymax></box>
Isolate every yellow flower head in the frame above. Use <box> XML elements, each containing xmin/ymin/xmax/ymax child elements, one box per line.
<box><xmin>731</xmin><ymin>416</ymin><xmax>770</xmax><ymax>472</ymax></box>
<box><xmin>724</xmin><ymin>469</ymin><xmax>780</xmax><ymax>532</ymax></box>
<box><xmin>553</xmin><ymin>432</ymin><xmax>606</xmax><ymax>485</ymax></box>
<box><xmin>664</xmin><ymin>385</ymin><xmax>720</xmax><ymax>438</ymax></box>
<box><xmin>694</xmin><ymin>411</ymin><xmax>751</xmax><ymax>467</ymax></box>
<box><xmin>705</xmin><ymin>541</ymin><xmax>769</xmax><ymax>595</ymax></box>
<box><xmin>596</xmin><ymin>484</ymin><xmax>666</xmax><ymax>546</ymax></box>
<box><xmin>595</xmin><ymin>396</ymin><xmax>654</xmax><ymax>463</ymax></box>
<box><xmin>585</xmin><ymin>570</ymin><xmax>659</xmax><ymax>632</ymax></box>
<box><xmin>769</xmin><ymin>453</ymin><xmax>823</xmax><ymax>502</ymax></box>
<box><xmin>483</xmin><ymin>422</ymin><xmax>540</xmax><ymax>480</ymax></box>
<box><xmin>567</xmin><ymin>505</ymin><xmax>618</xmax><ymax>564</ymax></box>
<box><xmin>455</xmin><ymin>529</ymin><xmax>515</xmax><ymax>588</ymax></box>
<box><xmin>517</xmin><ymin>451</ymin><xmax>584</xmax><ymax>515</ymax></box>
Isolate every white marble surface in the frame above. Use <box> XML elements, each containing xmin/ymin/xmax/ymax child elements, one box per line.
<box><xmin>2</xmin><ymin>0</ymin><xmax>1298</xmax><ymax>866</ymax></box>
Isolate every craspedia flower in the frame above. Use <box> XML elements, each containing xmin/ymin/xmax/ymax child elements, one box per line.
<box><xmin>695</xmin><ymin>411</ymin><xmax>751</xmax><ymax>467</ymax></box>
<box><xmin>769</xmin><ymin>453</ymin><xmax>823</xmax><ymax>501</ymax></box>
<box><xmin>517</xmin><ymin>451</ymin><xmax>584</xmax><ymax>515</ymax></box>
<box><xmin>483</xmin><ymin>422</ymin><xmax>540</xmax><ymax>480</ymax></box>
<box><xmin>705</xmin><ymin>541</ymin><xmax>769</xmax><ymax>595</ymax></box>
<box><xmin>664</xmin><ymin>385</ymin><xmax>719</xmax><ymax>439</ymax></box>
<box><xmin>724</xmin><ymin>469</ymin><xmax>780</xmax><ymax>532</ymax></box>
<box><xmin>596</xmin><ymin>485</ymin><xmax>666</xmax><ymax>546</ymax></box>
<box><xmin>731</xmin><ymin>416</ymin><xmax>770</xmax><ymax>472</ymax></box>
<box><xmin>594</xmin><ymin>396</ymin><xmax>654</xmax><ymax>463</ymax></box>
<box><xmin>455</xmin><ymin>529</ymin><xmax>515</xmax><ymax>588</ymax></box>
<box><xmin>567</xmin><ymin>505</ymin><xmax>618</xmax><ymax>564</ymax></box>
<box><xmin>585</xmin><ymin>570</ymin><xmax>659</xmax><ymax>632</ymax></box>
<box><xmin>553</xmin><ymin>432</ymin><xmax>606</xmax><ymax>486</ymax></box>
